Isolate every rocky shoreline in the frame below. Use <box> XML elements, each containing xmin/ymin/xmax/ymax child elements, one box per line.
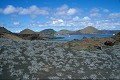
<box><xmin>0</xmin><ymin>37</ymin><xmax>120</xmax><ymax>79</ymax></box>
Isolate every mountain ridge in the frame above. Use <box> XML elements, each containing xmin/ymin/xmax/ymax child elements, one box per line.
<box><xmin>20</xmin><ymin>29</ymin><xmax>35</xmax><ymax>34</ymax></box>
<box><xmin>0</xmin><ymin>27</ymin><xmax>12</xmax><ymax>34</ymax></box>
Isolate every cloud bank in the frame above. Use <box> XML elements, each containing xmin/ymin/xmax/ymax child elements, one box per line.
<box><xmin>0</xmin><ymin>5</ymin><xmax>120</xmax><ymax>30</ymax></box>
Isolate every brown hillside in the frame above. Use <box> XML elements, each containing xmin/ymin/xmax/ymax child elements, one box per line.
<box><xmin>0</xmin><ymin>33</ymin><xmax>23</xmax><ymax>40</ymax></box>
<box><xmin>20</xmin><ymin>29</ymin><xmax>35</xmax><ymax>34</ymax></box>
<box><xmin>0</xmin><ymin>27</ymin><xmax>12</xmax><ymax>34</ymax></box>
<box><xmin>79</xmin><ymin>26</ymin><xmax>100</xmax><ymax>34</ymax></box>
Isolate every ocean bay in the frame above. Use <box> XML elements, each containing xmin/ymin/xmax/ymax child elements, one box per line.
<box><xmin>50</xmin><ymin>34</ymin><xmax>114</xmax><ymax>41</ymax></box>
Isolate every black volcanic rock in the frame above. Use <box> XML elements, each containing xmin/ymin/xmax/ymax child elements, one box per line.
<box><xmin>112</xmin><ymin>32</ymin><xmax>120</xmax><ymax>42</ymax></box>
<box><xmin>104</xmin><ymin>41</ymin><xmax>115</xmax><ymax>46</ymax></box>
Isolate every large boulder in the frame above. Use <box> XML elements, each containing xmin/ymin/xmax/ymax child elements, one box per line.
<box><xmin>112</xmin><ymin>32</ymin><xmax>120</xmax><ymax>42</ymax></box>
<box><xmin>104</xmin><ymin>41</ymin><xmax>115</xmax><ymax>46</ymax></box>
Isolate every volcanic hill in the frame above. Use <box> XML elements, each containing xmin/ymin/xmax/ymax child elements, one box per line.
<box><xmin>20</xmin><ymin>29</ymin><xmax>35</xmax><ymax>34</ymax></box>
<box><xmin>77</xmin><ymin>26</ymin><xmax>101</xmax><ymax>34</ymax></box>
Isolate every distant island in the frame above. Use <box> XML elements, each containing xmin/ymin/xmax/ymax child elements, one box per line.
<box><xmin>57</xmin><ymin>26</ymin><xmax>120</xmax><ymax>35</ymax></box>
<box><xmin>0</xmin><ymin>26</ymin><xmax>120</xmax><ymax>40</ymax></box>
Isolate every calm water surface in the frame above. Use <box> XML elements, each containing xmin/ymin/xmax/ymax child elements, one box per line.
<box><xmin>49</xmin><ymin>34</ymin><xmax>113</xmax><ymax>41</ymax></box>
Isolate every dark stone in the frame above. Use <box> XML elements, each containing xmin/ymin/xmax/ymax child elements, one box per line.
<box><xmin>112</xmin><ymin>32</ymin><xmax>120</xmax><ymax>42</ymax></box>
<box><xmin>82</xmin><ymin>36</ymin><xmax>87</xmax><ymax>39</ymax></box>
<box><xmin>104</xmin><ymin>41</ymin><xmax>115</xmax><ymax>46</ymax></box>
<box><xmin>94</xmin><ymin>46</ymin><xmax>102</xmax><ymax>50</ymax></box>
<box><xmin>30</xmin><ymin>36</ymin><xmax>38</xmax><ymax>40</ymax></box>
<box><xmin>73</xmin><ymin>39</ymin><xmax>79</xmax><ymax>41</ymax></box>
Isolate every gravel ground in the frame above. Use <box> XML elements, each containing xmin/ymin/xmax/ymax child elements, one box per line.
<box><xmin>0</xmin><ymin>38</ymin><xmax>120</xmax><ymax>79</ymax></box>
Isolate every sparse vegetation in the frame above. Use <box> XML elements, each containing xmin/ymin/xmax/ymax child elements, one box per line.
<box><xmin>0</xmin><ymin>38</ymin><xmax>120</xmax><ymax>79</ymax></box>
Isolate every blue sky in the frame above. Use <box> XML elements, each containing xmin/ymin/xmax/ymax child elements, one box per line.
<box><xmin>0</xmin><ymin>0</ymin><xmax>120</xmax><ymax>32</ymax></box>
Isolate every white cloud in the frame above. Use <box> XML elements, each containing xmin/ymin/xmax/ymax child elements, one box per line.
<box><xmin>108</xmin><ymin>13</ymin><xmax>120</xmax><ymax>18</ymax></box>
<box><xmin>89</xmin><ymin>8</ymin><xmax>102</xmax><ymax>18</ymax></box>
<box><xmin>0</xmin><ymin>4</ymin><xmax>78</xmax><ymax>19</ymax></box>
<box><xmin>0</xmin><ymin>5</ymin><xmax>49</xmax><ymax>17</ymax></box>
<box><xmin>73</xmin><ymin>16</ymin><xmax>91</xmax><ymax>22</ymax></box>
<box><xmin>25</xmin><ymin>16</ymin><xmax>120</xmax><ymax>30</ymax></box>
<box><xmin>55</xmin><ymin>5</ymin><xmax>68</xmax><ymax>16</ymax></box>
<box><xmin>54</xmin><ymin>5</ymin><xmax>78</xmax><ymax>17</ymax></box>
<box><xmin>19</xmin><ymin>5</ymin><xmax>49</xmax><ymax>15</ymax></box>
<box><xmin>94</xmin><ymin>20</ymin><xmax>120</xmax><ymax>30</ymax></box>
<box><xmin>90</xmin><ymin>13</ymin><xmax>101</xmax><ymax>17</ymax></box>
<box><xmin>50</xmin><ymin>17</ymin><xmax>56</xmax><ymax>21</ymax></box>
<box><xmin>83</xmin><ymin>16</ymin><xmax>91</xmax><ymax>20</ymax></box>
<box><xmin>58</xmin><ymin>19</ymin><xmax>63</xmax><ymax>23</ymax></box>
<box><xmin>3</xmin><ymin>5</ymin><xmax>16</xmax><ymax>14</ymax></box>
<box><xmin>67</xmin><ymin>8</ymin><xmax>77</xmax><ymax>15</ymax></box>
<box><xmin>52</xmin><ymin>19</ymin><xmax>64</xmax><ymax>25</ymax></box>
<box><xmin>90</xmin><ymin>8</ymin><xmax>99</xmax><ymax>13</ymax></box>
<box><xmin>56</xmin><ymin>4</ymin><xmax>68</xmax><ymax>11</ymax></box>
<box><xmin>19</xmin><ymin>8</ymin><xmax>30</xmax><ymax>15</ymax></box>
<box><xmin>55</xmin><ymin>11</ymin><xmax>66</xmax><ymax>16</ymax></box>
<box><xmin>103</xmin><ymin>9</ymin><xmax>109</xmax><ymax>13</ymax></box>
<box><xmin>73</xmin><ymin>16</ymin><xmax>80</xmax><ymax>21</ymax></box>
<box><xmin>1</xmin><ymin>5</ymin><xmax>120</xmax><ymax>30</ymax></box>
<box><xmin>15</xmin><ymin>30</ymin><xmax>22</xmax><ymax>33</ymax></box>
<box><xmin>13</xmin><ymin>22</ymin><xmax>20</xmax><ymax>25</ymax></box>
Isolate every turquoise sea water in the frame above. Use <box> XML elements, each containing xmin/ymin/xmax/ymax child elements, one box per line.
<box><xmin>49</xmin><ymin>34</ymin><xmax>114</xmax><ymax>41</ymax></box>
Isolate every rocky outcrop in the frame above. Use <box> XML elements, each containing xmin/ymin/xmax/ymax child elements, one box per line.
<box><xmin>104</xmin><ymin>41</ymin><xmax>115</xmax><ymax>46</ymax></box>
<box><xmin>112</xmin><ymin>32</ymin><xmax>120</xmax><ymax>42</ymax></box>
<box><xmin>62</xmin><ymin>37</ymin><xmax>115</xmax><ymax>51</ymax></box>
